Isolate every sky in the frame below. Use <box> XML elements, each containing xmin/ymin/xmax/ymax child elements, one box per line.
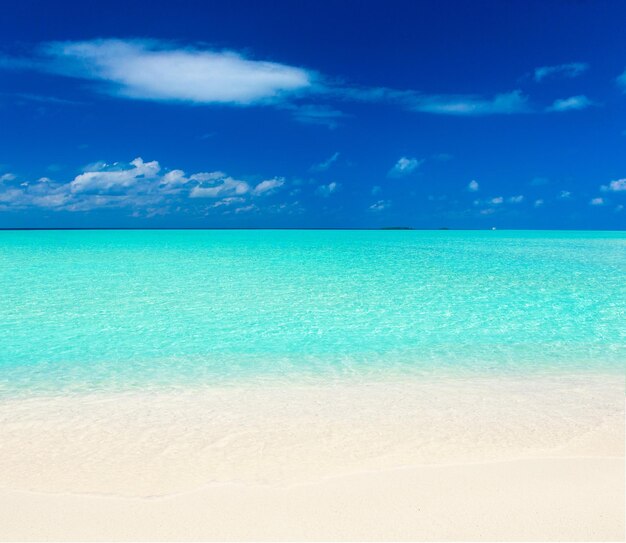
<box><xmin>0</xmin><ymin>0</ymin><xmax>625</xmax><ymax>229</ymax></box>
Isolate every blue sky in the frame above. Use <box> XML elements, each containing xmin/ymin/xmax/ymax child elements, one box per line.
<box><xmin>0</xmin><ymin>0</ymin><xmax>625</xmax><ymax>229</ymax></box>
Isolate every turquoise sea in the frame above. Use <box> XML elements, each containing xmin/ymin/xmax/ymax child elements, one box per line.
<box><xmin>1</xmin><ymin>230</ymin><xmax>624</xmax><ymax>395</ymax></box>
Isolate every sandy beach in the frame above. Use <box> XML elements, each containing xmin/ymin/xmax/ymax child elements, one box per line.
<box><xmin>1</xmin><ymin>457</ymin><xmax>623</xmax><ymax>541</ymax></box>
<box><xmin>0</xmin><ymin>371</ymin><xmax>623</xmax><ymax>541</ymax></box>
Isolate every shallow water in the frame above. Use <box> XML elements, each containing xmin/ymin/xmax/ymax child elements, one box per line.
<box><xmin>1</xmin><ymin>230</ymin><xmax>624</xmax><ymax>395</ymax></box>
<box><xmin>0</xmin><ymin>373</ymin><xmax>622</xmax><ymax>494</ymax></box>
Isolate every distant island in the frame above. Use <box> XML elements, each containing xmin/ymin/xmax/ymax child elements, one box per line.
<box><xmin>381</xmin><ymin>226</ymin><xmax>415</xmax><ymax>230</ymax></box>
<box><xmin>380</xmin><ymin>227</ymin><xmax>452</xmax><ymax>230</ymax></box>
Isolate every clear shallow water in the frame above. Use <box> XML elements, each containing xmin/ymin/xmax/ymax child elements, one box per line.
<box><xmin>0</xmin><ymin>230</ymin><xmax>624</xmax><ymax>395</ymax></box>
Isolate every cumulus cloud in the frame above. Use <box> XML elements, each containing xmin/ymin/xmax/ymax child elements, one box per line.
<box><xmin>559</xmin><ymin>190</ymin><xmax>572</xmax><ymax>199</ymax></box>
<box><xmin>507</xmin><ymin>195</ymin><xmax>524</xmax><ymax>203</ymax></box>
<box><xmin>160</xmin><ymin>169</ymin><xmax>189</xmax><ymax>187</ymax></box>
<box><xmin>0</xmin><ymin>188</ymin><xmax>26</xmax><ymax>204</ymax></box>
<box><xmin>316</xmin><ymin>181</ymin><xmax>339</xmax><ymax>197</ymax></box>
<box><xmin>70</xmin><ymin>158</ymin><xmax>160</xmax><ymax>192</ymax></box>
<box><xmin>534</xmin><ymin>199</ymin><xmax>544</xmax><ymax>207</ymax></box>
<box><xmin>547</xmin><ymin>95</ymin><xmax>593</xmax><ymax>112</ymax></box>
<box><xmin>31</xmin><ymin>192</ymin><xmax>71</xmax><ymax>208</ymax></box>
<box><xmin>38</xmin><ymin>39</ymin><xmax>313</xmax><ymax>105</ymax></box>
<box><xmin>189</xmin><ymin>171</ymin><xmax>226</xmax><ymax>182</ymax></box>
<box><xmin>1</xmin><ymin>159</ymin><xmax>169</xmax><ymax>211</ymax></box>
<box><xmin>189</xmin><ymin>176</ymin><xmax>250</xmax><ymax>198</ymax></box>
<box><xmin>601</xmin><ymin>178</ymin><xmax>626</xmax><ymax>192</ymax></box>
<box><xmin>490</xmin><ymin>196</ymin><xmax>504</xmax><ymax>204</ymax></box>
<box><xmin>0</xmin><ymin>157</ymin><xmax>288</xmax><ymax>213</ymax></box>
<box><xmin>533</xmin><ymin>62</ymin><xmax>589</xmax><ymax>82</ymax></box>
<box><xmin>589</xmin><ymin>197</ymin><xmax>605</xmax><ymax>206</ymax></box>
<box><xmin>388</xmin><ymin>157</ymin><xmax>422</xmax><ymax>178</ymax></box>
<box><xmin>467</xmin><ymin>179</ymin><xmax>479</xmax><ymax>192</ymax></box>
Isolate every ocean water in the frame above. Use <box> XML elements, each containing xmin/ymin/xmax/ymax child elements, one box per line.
<box><xmin>0</xmin><ymin>229</ymin><xmax>624</xmax><ymax>494</ymax></box>
<box><xmin>1</xmin><ymin>230</ymin><xmax>624</xmax><ymax>396</ymax></box>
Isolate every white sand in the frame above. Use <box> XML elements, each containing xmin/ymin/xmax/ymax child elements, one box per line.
<box><xmin>0</xmin><ymin>371</ymin><xmax>623</xmax><ymax>540</ymax></box>
<box><xmin>0</xmin><ymin>458</ymin><xmax>623</xmax><ymax>541</ymax></box>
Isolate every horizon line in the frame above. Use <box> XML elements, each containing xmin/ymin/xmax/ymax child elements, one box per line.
<box><xmin>0</xmin><ymin>227</ymin><xmax>624</xmax><ymax>232</ymax></box>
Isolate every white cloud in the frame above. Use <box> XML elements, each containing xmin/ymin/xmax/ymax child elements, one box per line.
<box><xmin>70</xmin><ymin>157</ymin><xmax>160</xmax><ymax>192</ymax></box>
<box><xmin>411</xmin><ymin>90</ymin><xmax>529</xmax><ymax>116</ymax></box>
<box><xmin>0</xmin><ymin>188</ymin><xmax>25</xmax><ymax>204</ymax></box>
<box><xmin>473</xmin><ymin>195</ymin><xmax>525</xmax><ymax>207</ymax></box>
<box><xmin>209</xmin><ymin>196</ymin><xmax>246</xmax><ymax>208</ymax></box>
<box><xmin>0</xmin><ymin>173</ymin><xmax>16</xmax><ymax>182</ymax></box>
<box><xmin>189</xmin><ymin>176</ymin><xmax>250</xmax><ymax>198</ymax></box>
<box><xmin>190</xmin><ymin>171</ymin><xmax>226</xmax><ymax>182</ymax></box>
<box><xmin>3</xmin><ymin>39</ymin><xmax>587</xmax><ymax>121</ymax></box>
<box><xmin>40</xmin><ymin>39</ymin><xmax>313</xmax><ymax>105</ymax></box>
<box><xmin>534</xmin><ymin>199</ymin><xmax>544</xmax><ymax>207</ymax></box>
<box><xmin>369</xmin><ymin>199</ymin><xmax>391</xmax><ymax>211</ymax></box>
<box><xmin>311</xmin><ymin>152</ymin><xmax>340</xmax><ymax>171</ymax></box>
<box><xmin>601</xmin><ymin>178</ymin><xmax>626</xmax><ymax>192</ymax></box>
<box><xmin>547</xmin><ymin>95</ymin><xmax>593</xmax><ymax>112</ymax></box>
<box><xmin>589</xmin><ymin>197</ymin><xmax>605</xmax><ymax>206</ymax></box>
<box><xmin>0</xmin><ymin>157</ymin><xmax>288</xmax><ymax>213</ymax></box>
<box><xmin>388</xmin><ymin>157</ymin><xmax>422</xmax><ymax>178</ymax></box>
<box><xmin>559</xmin><ymin>190</ymin><xmax>572</xmax><ymax>199</ymax></box>
<box><xmin>160</xmin><ymin>169</ymin><xmax>189</xmax><ymax>187</ymax></box>
<box><xmin>252</xmin><ymin>177</ymin><xmax>285</xmax><ymax>195</ymax></box>
<box><xmin>533</xmin><ymin>62</ymin><xmax>589</xmax><ymax>82</ymax></box>
<box><xmin>467</xmin><ymin>180</ymin><xmax>479</xmax><ymax>192</ymax></box>
<box><xmin>316</xmin><ymin>181</ymin><xmax>339</xmax><ymax>197</ymax></box>
<box><xmin>234</xmin><ymin>204</ymin><xmax>257</xmax><ymax>214</ymax></box>
<box><xmin>30</xmin><ymin>193</ymin><xmax>71</xmax><ymax>208</ymax></box>
<box><xmin>82</xmin><ymin>160</ymin><xmax>108</xmax><ymax>172</ymax></box>
<box><xmin>618</xmin><ymin>70</ymin><xmax>626</xmax><ymax>90</ymax></box>
<box><xmin>4</xmin><ymin>40</ymin><xmax>538</xmax><ymax>120</ymax></box>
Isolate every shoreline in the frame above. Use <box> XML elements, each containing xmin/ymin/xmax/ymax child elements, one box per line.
<box><xmin>1</xmin><ymin>371</ymin><xmax>623</xmax><ymax>540</ymax></box>
<box><xmin>1</xmin><ymin>372</ymin><xmax>622</xmax><ymax>496</ymax></box>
